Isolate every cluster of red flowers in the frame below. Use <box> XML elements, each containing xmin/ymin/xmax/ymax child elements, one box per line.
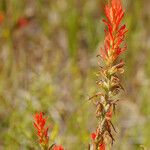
<box><xmin>34</xmin><ymin>112</ymin><xmax>64</xmax><ymax>150</ymax></box>
<box><xmin>34</xmin><ymin>112</ymin><xmax>49</xmax><ymax>144</ymax></box>
<box><xmin>100</xmin><ymin>0</ymin><xmax>128</xmax><ymax>63</ymax></box>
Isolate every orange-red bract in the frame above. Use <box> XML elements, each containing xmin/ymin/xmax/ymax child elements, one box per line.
<box><xmin>33</xmin><ymin>112</ymin><xmax>49</xmax><ymax>144</ymax></box>
<box><xmin>100</xmin><ymin>0</ymin><xmax>128</xmax><ymax>63</ymax></box>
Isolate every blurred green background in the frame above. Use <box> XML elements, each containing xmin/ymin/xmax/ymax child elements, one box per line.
<box><xmin>0</xmin><ymin>0</ymin><xmax>150</xmax><ymax>149</ymax></box>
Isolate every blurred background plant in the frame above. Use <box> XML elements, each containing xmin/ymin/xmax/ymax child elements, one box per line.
<box><xmin>0</xmin><ymin>0</ymin><xmax>150</xmax><ymax>150</ymax></box>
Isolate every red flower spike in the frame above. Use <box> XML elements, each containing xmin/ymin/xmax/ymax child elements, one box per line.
<box><xmin>33</xmin><ymin>112</ymin><xmax>49</xmax><ymax>144</ymax></box>
<box><xmin>53</xmin><ymin>145</ymin><xmax>64</xmax><ymax>150</ymax></box>
<box><xmin>100</xmin><ymin>0</ymin><xmax>128</xmax><ymax>63</ymax></box>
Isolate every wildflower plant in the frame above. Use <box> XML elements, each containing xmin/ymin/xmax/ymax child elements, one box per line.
<box><xmin>33</xmin><ymin>112</ymin><xmax>64</xmax><ymax>150</ymax></box>
<box><xmin>89</xmin><ymin>0</ymin><xmax>128</xmax><ymax>149</ymax></box>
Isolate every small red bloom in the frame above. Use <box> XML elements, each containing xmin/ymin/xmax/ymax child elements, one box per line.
<box><xmin>17</xmin><ymin>17</ymin><xmax>29</xmax><ymax>28</ymax></box>
<box><xmin>0</xmin><ymin>12</ymin><xmax>4</xmax><ymax>25</ymax></box>
<box><xmin>106</xmin><ymin>106</ymin><xmax>113</xmax><ymax>120</ymax></box>
<box><xmin>99</xmin><ymin>142</ymin><xmax>105</xmax><ymax>150</ymax></box>
<box><xmin>33</xmin><ymin>112</ymin><xmax>49</xmax><ymax>144</ymax></box>
<box><xmin>106</xmin><ymin>110</ymin><xmax>112</xmax><ymax>120</ymax></box>
<box><xmin>53</xmin><ymin>145</ymin><xmax>64</xmax><ymax>150</ymax></box>
<box><xmin>91</xmin><ymin>132</ymin><xmax>96</xmax><ymax>140</ymax></box>
<box><xmin>100</xmin><ymin>0</ymin><xmax>128</xmax><ymax>63</ymax></box>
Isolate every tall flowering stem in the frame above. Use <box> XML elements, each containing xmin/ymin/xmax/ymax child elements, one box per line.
<box><xmin>90</xmin><ymin>0</ymin><xmax>128</xmax><ymax>149</ymax></box>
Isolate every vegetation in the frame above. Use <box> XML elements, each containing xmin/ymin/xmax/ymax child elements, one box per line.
<box><xmin>0</xmin><ymin>0</ymin><xmax>150</xmax><ymax>149</ymax></box>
